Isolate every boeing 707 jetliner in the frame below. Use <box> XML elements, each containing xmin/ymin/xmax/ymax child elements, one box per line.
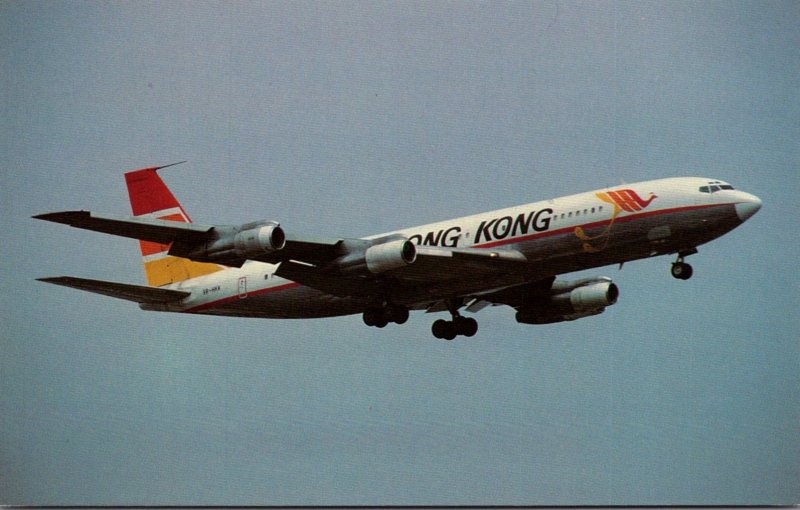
<box><xmin>35</xmin><ymin>165</ymin><xmax>761</xmax><ymax>340</ymax></box>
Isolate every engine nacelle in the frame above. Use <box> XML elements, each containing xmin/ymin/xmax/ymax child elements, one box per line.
<box><xmin>175</xmin><ymin>222</ymin><xmax>285</xmax><ymax>265</ymax></box>
<box><xmin>233</xmin><ymin>224</ymin><xmax>286</xmax><ymax>256</ymax></box>
<box><xmin>336</xmin><ymin>239</ymin><xmax>417</xmax><ymax>275</ymax></box>
<box><xmin>516</xmin><ymin>281</ymin><xmax>619</xmax><ymax>324</ymax></box>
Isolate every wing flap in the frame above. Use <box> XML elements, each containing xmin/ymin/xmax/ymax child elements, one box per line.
<box><xmin>386</xmin><ymin>245</ymin><xmax>531</xmax><ymax>282</ymax></box>
<box><xmin>274</xmin><ymin>260</ymin><xmax>379</xmax><ymax>297</ymax></box>
<box><xmin>37</xmin><ymin>276</ymin><xmax>191</xmax><ymax>304</ymax></box>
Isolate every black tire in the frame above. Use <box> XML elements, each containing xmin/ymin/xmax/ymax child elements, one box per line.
<box><xmin>671</xmin><ymin>262</ymin><xmax>693</xmax><ymax>280</ymax></box>
<box><xmin>454</xmin><ymin>316</ymin><xmax>478</xmax><ymax>337</ymax></box>
<box><xmin>431</xmin><ymin>319</ymin><xmax>450</xmax><ymax>338</ymax></box>
<box><xmin>442</xmin><ymin>323</ymin><xmax>457</xmax><ymax>341</ymax></box>
<box><xmin>461</xmin><ymin>317</ymin><xmax>478</xmax><ymax>337</ymax></box>
<box><xmin>363</xmin><ymin>308</ymin><xmax>387</xmax><ymax>327</ymax></box>
<box><xmin>363</xmin><ymin>309</ymin><xmax>378</xmax><ymax>327</ymax></box>
<box><xmin>386</xmin><ymin>305</ymin><xmax>409</xmax><ymax>325</ymax></box>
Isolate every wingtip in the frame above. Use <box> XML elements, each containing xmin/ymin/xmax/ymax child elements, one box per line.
<box><xmin>32</xmin><ymin>212</ymin><xmax>61</xmax><ymax>221</ymax></box>
<box><xmin>32</xmin><ymin>211</ymin><xmax>89</xmax><ymax>224</ymax></box>
<box><xmin>36</xmin><ymin>276</ymin><xmax>64</xmax><ymax>284</ymax></box>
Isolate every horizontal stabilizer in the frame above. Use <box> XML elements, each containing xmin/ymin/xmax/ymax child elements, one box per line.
<box><xmin>37</xmin><ymin>276</ymin><xmax>190</xmax><ymax>304</ymax></box>
<box><xmin>33</xmin><ymin>210</ymin><xmax>212</xmax><ymax>245</ymax></box>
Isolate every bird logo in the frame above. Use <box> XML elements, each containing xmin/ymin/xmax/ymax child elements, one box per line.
<box><xmin>575</xmin><ymin>189</ymin><xmax>657</xmax><ymax>252</ymax></box>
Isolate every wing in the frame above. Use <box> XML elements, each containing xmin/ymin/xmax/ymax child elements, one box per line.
<box><xmin>389</xmin><ymin>245</ymin><xmax>530</xmax><ymax>281</ymax></box>
<box><xmin>37</xmin><ymin>276</ymin><xmax>190</xmax><ymax>303</ymax></box>
<box><xmin>33</xmin><ymin>211</ymin><xmax>213</xmax><ymax>243</ymax></box>
<box><xmin>35</xmin><ymin>210</ymin><xmax>540</xmax><ymax>305</ymax></box>
<box><xmin>33</xmin><ymin>210</ymin><xmax>340</xmax><ymax>267</ymax></box>
<box><xmin>275</xmin><ymin>244</ymin><xmax>536</xmax><ymax>304</ymax></box>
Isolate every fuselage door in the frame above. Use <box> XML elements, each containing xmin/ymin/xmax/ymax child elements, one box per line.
<box><xmin>238</xmin><ymin>276</ymin><xmax>247</xmax><ymax>299</ymax></box>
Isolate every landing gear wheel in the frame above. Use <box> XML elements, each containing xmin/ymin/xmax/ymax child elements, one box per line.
<box><xmin>362</xmin><ymin>308</ymin><xmax>380</xmax><ymax>327</ymax></box>
<box><xmin>441</xmin><ymin>324</ymin><xmax>456</xmax><ymax>341</ymax></box>
<box><xmin>386</xmin><ymin>305</ymin><xmax>409</xmax><ymax>325</ymax></box>
<box><xmin>364</xmin><ymin>304</ymin><xmax>409</xmax><ymax>328</ymax></box>
<box><xmin>432</xmin><ymin>319</ymin><xmax>451</xmax><ymax>340</ymax></box>
<box><xmin>363</xmin><ymin>307</ymin><xmax>389</xmax><ymax>327</ymax></box>
<box><xmin>671</xmin><ymin>262</ymin><xmax>693</xmax><ymax>280</ymax></box>
<box><xmin>432</xmin><ymin>317</ymin><xmax>478</xmax><ymax>340</ymax></box>
<box><xmin>454</xmin><ymin>316</ymin><xmax>478</xmax><ymax>337</ymax></box>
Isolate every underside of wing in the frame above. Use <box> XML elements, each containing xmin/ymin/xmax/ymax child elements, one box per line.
<box><xmin>37</xmin><ymin>276</ymin><xmax>190</xmax><ymax>304</ymax></box>
<box><xmin>274</xmin><ymin>244</ymin><xmax>537</xmax><ymax>306</ymax></box>
<box><xmin>386</xmin><ymin>245</ymin><xmax>532</xmax><ymax>282</ymax></box>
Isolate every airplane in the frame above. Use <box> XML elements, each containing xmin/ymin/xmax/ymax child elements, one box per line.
<box><xmin>34</xmin><ymin>165</ymin><xmax>762</xmax><ymax>340</ymax></box>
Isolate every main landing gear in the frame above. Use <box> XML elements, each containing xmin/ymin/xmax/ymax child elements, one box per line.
<box><xmin>431</xmin><ymin>300</ymin><xmax>478</xmax><ymax>340</ymax></box>
<box><xmin>431</xmin><ymin>316</ymin><xmax>478</xmax><ymax>340</ymax></box>
<box><xmin>671</xmin><ymin>249</ymin><xmax>697</xmax><ymax>280</ymax></box>
<box><xmin>362</xmin><ymin>300</ymin><xmax>478</xmax><ymax>340</ymax></box>
<box><xmin>362</xmin><ymin>304</ymin><xmax>409</xmax><ymax>328</ymax></box>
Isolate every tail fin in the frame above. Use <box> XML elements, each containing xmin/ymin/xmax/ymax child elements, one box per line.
<box><xmin>125</xmin><ymin>165</ymin><xmax>224</xmax><ymax>287</ymax></box>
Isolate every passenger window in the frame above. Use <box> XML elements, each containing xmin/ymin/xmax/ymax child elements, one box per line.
<box><xmin>568</xmin><ymin>212</ymin><xmax>572</xmax><ymax>218</ymax></box>
<box><xmin>591</xmin><ymin>207</ymin><xmax>595</xmax><ymax>213</ymax></box>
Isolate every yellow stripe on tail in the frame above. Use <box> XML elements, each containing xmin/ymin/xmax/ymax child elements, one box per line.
<box><xmin>126</xmin><ymin>166</ymin><xmax>225</xmax><ymax>287</ymax></box>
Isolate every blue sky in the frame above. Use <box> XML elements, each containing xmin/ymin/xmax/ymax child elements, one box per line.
<box><xmin>1</xmin><ymin>1</ymin><xmax>798</xmax><ymax>505</ymax></box>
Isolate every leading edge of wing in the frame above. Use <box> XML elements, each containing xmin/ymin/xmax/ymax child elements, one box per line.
<box><xmin>37</xmin><ymin>276</ymin><xmax>191</xmax><ymax>303</ymax></box>
<box><xmin>33</xmin><ymin>210</ymin><xmax>213</xmax><ymax>245</ymax></box>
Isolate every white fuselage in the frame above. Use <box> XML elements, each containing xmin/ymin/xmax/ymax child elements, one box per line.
<box><xmin>146</xmin><ymin>177</ymin><xmax>761</xmax><ymax>318</ymax></box>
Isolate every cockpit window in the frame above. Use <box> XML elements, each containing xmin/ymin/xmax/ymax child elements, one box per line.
<box><xmin>699</xmin><ymin>182</ymin><xmax>735</xmax><ymax>193</ymax></box>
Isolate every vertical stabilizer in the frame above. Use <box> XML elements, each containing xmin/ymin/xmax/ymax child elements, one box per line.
<box><xmin>125</xmin><ymin>165</ymin><xmax>224</xmax><ymax>287</ymax></box>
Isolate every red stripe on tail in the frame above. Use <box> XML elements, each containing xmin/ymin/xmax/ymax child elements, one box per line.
<box><xmin>124</xmin><ymin>166</ymin><xmax>193</xmax><ymax>220</ymax></box>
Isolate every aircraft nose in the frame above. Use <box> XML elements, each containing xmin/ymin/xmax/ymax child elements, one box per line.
<box><xmin>735</xmin><ymin>193</ymin><xmax>762</xmax><ymax>222</ymax></box>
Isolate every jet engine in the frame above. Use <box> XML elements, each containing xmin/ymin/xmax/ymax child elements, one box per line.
<box><xmin>232</xmin><ymin>224</ymin><xmax>286</xmax><ymax>257</ymax></box>
<box><xmin>336</xmin><ymin>239</ymin><xmax>417</xmax><ymax>275</ymax></box>
<box><xmin>174</xmin><ymin>221</ymin><xmax>285</xmax><ymax>265</ymax></box>
<box><xmin>515</xmin><ymin>280</ymin><xmax>619</xmax><ymax>324</ymax></box>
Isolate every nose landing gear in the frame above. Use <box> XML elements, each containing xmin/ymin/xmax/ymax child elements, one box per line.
<box><xmin>671</xmin><ymin>261</ymin><xmax>693</xmax><ymax>280</ymax></box>
<box><xmin>671</xmin><ymin>249</ymin><xmax>697</xmax><ymax>280</ymax></box>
